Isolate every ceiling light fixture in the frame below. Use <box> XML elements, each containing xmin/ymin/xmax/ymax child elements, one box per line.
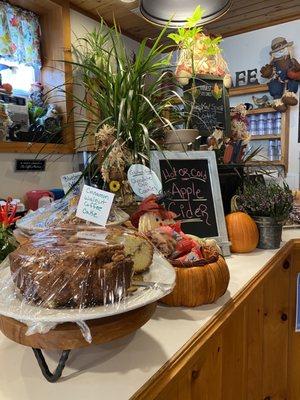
<box><xmin>140</xmin><ymin>0</ymin><xmax>232</xmax><ymax>27</ymax></box>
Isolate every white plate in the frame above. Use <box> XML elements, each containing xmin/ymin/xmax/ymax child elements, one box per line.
<box><xmin>0</xmin><ymin>252</ymin><xmax>175</xmax><ymax>324</ymax></box>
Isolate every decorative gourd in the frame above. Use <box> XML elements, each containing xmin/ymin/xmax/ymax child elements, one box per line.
<box><xmin>225</xmin><ymin>211</ymin><xmax>259</xmax><ymax>253</ymax></box>
<box><xmin>161</xmin><ymin>248</ymin><xmax>230</xmax><ymax>307</ymax></box>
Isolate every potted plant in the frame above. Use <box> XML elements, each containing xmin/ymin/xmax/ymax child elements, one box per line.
<box><xmin>68</xmin><ymin>19</ymin><xmax>176</xmax><ymax>209</ymax></box>
<box><xmin>237</xmin><ymin>180</ymin><xmax>293</xmax><ymax>249</ymax></box>
<box><xmin>165</xmin><ymin>6</ymin><xmax>231</xmax><ymax>150</ymax></box>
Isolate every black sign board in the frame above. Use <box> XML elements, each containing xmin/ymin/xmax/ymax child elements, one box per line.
<box><xmin>151</xmin><ymin>151</ymin><xmax>230</xmax><ymax>255</ymax></box>
<box><xmin>15</xmin><ymin>159</ymin><xmax>46</xmax><ymax>172</ymax></box>
<box><xmin>159</xmin><ymin>158</ymin><xmax>218</xmax><ymax>237</ymax></box>
<box><xmin>186</xmin><ymin>75</ymin><xmax>230</xmax><ymax>137</ymax></box>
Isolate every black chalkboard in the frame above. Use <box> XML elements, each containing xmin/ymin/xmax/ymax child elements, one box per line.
<box><xmin>185</xmin><ymin>75</ymin><xmax>230</xmax><ymax>137</ymax></box>
<box><xmin>159</xmin><ymin>158</ymin><xmax>218</xmax><ymax>237</ymax></box>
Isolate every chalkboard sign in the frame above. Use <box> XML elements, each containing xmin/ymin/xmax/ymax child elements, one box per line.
<box><xmin>15</xmin><ymin>159</ymin><xmax>46</xmax><ymax>171</ymax></box>
<box><xmin>151</xmin><ymin>151</ymin><xmax>230</xmax><ymax>256</ymax></box>
<box><xmin>185</xmin><ymin>75</ymin><xmax>230</xmax><ymax>137</ymax></box>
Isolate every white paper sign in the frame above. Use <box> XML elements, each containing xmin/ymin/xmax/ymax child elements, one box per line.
<box><xmin>127</xmin><ymin>164</ymin><xmax>162</xmax><ymax>199</ymax></box>
<box><xmin>61</xmin><ymin>172</ymin><xmax>84</xmax><ymax>195</ymax></box>
<box><xmin>76</xmin><ymin>185</ymin><xmax>115</xmax><ymax>226</ymax></box>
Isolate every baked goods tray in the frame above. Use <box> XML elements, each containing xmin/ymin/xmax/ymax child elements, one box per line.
<box><xmin>0</xmin><ymin>252</ymin><xmax>175</xmax><ymax>325</ymax></box>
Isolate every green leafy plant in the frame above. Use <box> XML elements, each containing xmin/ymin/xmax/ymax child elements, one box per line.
<box><xmin>168</xmin><ymin>6</ymin><xmax>205</xmax><ymax>47</ymax></box>
<box><xmin>168</xmin><ymin>6</ymin><xmax>222</xmax><ymax>54</ymax></box>
<box><xmin>69</xmin><ymin>19</ymin><xmax>176</xmax><ymax>164</ymax></box>
<box><xmin>0</xmin><ymin>203</ymin><xmax>19</xmax><ymax>262</ymax></box>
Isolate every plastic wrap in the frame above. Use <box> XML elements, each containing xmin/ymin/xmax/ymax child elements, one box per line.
<box><xmin>16</xmin><ymin>195</ymin><xmax>129</xmax><ymax>235</ymax></box>
<box><xmin>0</xmin><ymin>225</ymin><xmax>175</xmax><ymax>342</ymax></box>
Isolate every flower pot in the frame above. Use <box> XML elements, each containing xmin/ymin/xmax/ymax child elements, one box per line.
<box><xmin>164</xmin><ymin>129</ymin><xmax>199</xmax><ymax>151</ymax></box>
<box><xmin>253</xmin><ymin>216</ymin><xmax>283</xmax><ymax>249</ymax></box>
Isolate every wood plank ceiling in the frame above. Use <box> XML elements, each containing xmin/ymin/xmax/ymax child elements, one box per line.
<box><xmin>70</xmin><ymin>0</ymin><xmax>300</xmax><ymax>43</ymax></box>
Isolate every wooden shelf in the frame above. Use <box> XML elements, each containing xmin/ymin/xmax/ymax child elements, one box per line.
<box><xmin>0</xmin><ymin>141</ymin><xmax>74</xmax><ymax>154</ymax></box>
<box><xmin>246</xmin><ymin>160</ymin><xmax>285</xmax><ymax>167</ymax></box>
<box><xmin>229</xmin><ymin>84</ymin><xmax>268</xmax><ymax>97</ymax></box>
<box><xmin>246</xmin><ymin>107</ymin><xmax>276</xmax><ymax>115</ymax></box>
<box><xmin>250</xmin><ymin>135</ymin><xmax>281</xmax><ymax>140</ymax></box>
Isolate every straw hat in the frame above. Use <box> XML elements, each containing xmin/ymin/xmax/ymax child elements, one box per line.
<box><xmin>270</xmin><ymin>37</ymin><xmax>293</xmax><ymax>55</ymax></box>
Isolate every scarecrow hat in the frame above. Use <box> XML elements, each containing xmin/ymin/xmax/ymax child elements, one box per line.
<box><xmin>270</xmin><ymin>37</ymin><xmax>293</xmax><ymax>55</ymax></box>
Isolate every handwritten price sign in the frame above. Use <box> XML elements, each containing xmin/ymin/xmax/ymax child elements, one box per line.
<box><xmin>76</xmin><ymin>185</ymin><xmax>114</xmax><ymax>226</ymax></box>
<box><xmin>127</xmin><ymin>164</ymin><xmax>162</xmax><ymax>199</ymax></box>
<box><xmin>61</xmin><ymin>172</ymin><xmax>84</xmax><ymax>196</ymax></box>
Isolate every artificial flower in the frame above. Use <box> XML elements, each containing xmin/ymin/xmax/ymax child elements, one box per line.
<box><xmin>109</xmin><ymin>180</ymin><xmax>121</xmax><ymax>192</ymax></box>
<box><xmin>212</xmin><ymin>83</ymin><xmax>223</xmax><ymax>100</ymax></box>
<box><xmin>0</xmin><ymin>202</ymin><xmax>19</xmax><ymax>229</ymax></box>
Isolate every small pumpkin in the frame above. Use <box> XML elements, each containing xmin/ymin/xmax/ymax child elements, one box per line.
<box><xmin>226</xmin><ymin>211</ymin><xmax>259</xmax><ymax>253</ymax></box>
<box><xmin>161</xmin><ymin>247</ymin><xmax>230</xmax><ymax>307</ymax></box>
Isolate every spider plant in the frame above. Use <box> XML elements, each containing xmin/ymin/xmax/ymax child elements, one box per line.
<box><xmin>69</xmin><ymin>19</ymin><xmax>176</xmax><ymax>165</ymax></box>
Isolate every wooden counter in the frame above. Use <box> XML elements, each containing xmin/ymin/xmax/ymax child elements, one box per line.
<box><xmin>1</xmin><ymin>230</ymin><xmax>300</xmax><ymax>399</ymax></box>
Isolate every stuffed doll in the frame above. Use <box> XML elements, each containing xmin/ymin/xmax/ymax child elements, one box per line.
<box><xmin>260</xmin><ymin>37</ymin><xmax>300</xmax><ymax>112</ymax></box>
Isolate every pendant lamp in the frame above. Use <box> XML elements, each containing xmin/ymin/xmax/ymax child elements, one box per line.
<box><xmin>140</xmin><ymin>0</ymin><xmax>232</xmax><ymax>27</ymax></box>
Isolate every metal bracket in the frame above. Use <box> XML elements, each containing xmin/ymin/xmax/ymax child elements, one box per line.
<box><xmin>32</xmin><ymin>348</ymin><xmax>71</xmax><ymax>383</ymax></box>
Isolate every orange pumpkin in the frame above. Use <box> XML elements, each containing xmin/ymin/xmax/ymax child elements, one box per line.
<box><xmin>226</xmin><ymin>211</ymin><xmax>259</xmax><ymax>253</ymax></box>
<box><xmin>161</xmin><ymin>248</ymin><xmax>230</xmax><ymax>307</ymax></box>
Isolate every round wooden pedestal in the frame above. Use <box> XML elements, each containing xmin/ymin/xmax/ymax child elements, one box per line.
<box><xmin>0</xmin><ymin>302</ymin><xmax>157</xmax><ymax>350</ymax></box>
<box><xmin>0</xmin><ymin>303</ymin><xmax>157</xmax><ymax>382</ymax></box>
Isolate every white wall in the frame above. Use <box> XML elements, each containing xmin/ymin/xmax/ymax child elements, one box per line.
<box><xmin>70</xmin><ymin>10</ymin><xmax>139</xmax><ymax>55</ymax></box>
<box><xmin>221</xmin><ymin>19</ymin><xmax>300</xmax><ymax>188</ymax></box>
<box><xmin>70</xmin><ymin>10</ymin><xmax>140</xmax><ymax>149</ymax></box>
<box><xmin>0</xmin><ymin>10</ymin><xmax>140</xmax><ymax>200</ymax></box>
<box><xmin>0</xmin><ymin>153</ymin><xmax>75</xmax><ymax>200</ymax></box>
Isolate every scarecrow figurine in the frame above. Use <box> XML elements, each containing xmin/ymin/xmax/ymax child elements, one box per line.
<box><xmin>260</xmin><ymin>37</ymin><xmax>300</xmax><ymax>112</ymax></box>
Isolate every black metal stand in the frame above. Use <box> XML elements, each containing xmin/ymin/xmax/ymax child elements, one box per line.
<box><xmin>32</xmin><ymin>348</ymin><xmax>71</xmax><ymax>383</ymax></box>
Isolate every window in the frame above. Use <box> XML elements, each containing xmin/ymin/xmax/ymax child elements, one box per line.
<box><xmin>0</xmin><ymin>57</ymin><xmax>38</xmax><ymax>95</ymax></box>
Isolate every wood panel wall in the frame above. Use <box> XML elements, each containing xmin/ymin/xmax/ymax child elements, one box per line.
<box><xmin>133</xmin><ymin>242</ymin><xmax>300</xmax><ymax>400</ymax></box>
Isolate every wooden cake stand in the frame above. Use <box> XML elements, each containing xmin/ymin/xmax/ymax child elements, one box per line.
<box><xmin>0</xmin><ymin>302</ymin><xmax>156</xmax><ymax>382</ymax></box>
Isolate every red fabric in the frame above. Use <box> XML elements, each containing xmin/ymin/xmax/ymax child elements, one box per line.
<box><xmin>287</xmin><ymin>70</ymin><xmax>300</xmax><ymax>80</ymax></box>
<box><xmin>130</xmin><ymin>195</ymin><xmax>177</xmax><ymax>227</ymax></box>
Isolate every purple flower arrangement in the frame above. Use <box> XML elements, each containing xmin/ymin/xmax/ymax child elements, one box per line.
<box><xmin>238</xmin><ymin>180</ymin><xmax>293</xmax><ymax>221</ymax></box>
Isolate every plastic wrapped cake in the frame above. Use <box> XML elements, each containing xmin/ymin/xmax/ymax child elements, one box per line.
<box><xmin>9</xmin><ymin>225</ymin><xmax>154</xmax><ymax>309</ymax></box>
<box><xmin>0</xmin><ymin>225</ymin><xmax>175</xmax><ymax>339</ymax></box>
<box><xmin>16</xmin><ymin>195</ymin><xmax>129</xmax><ymax>235</ymax></box>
